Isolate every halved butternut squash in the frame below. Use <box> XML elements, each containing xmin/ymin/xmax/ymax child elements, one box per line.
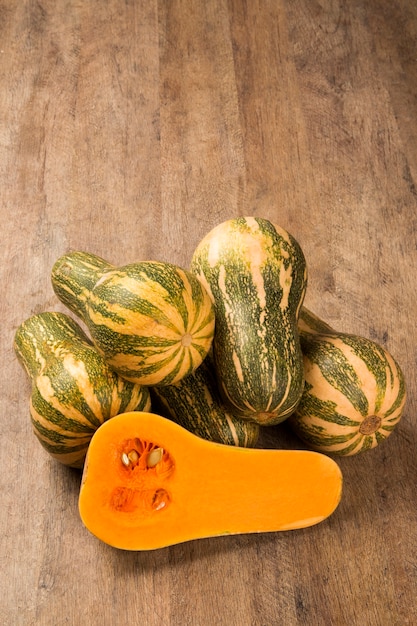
<box><xmin>79</xmin><ymin>412</ymin><xmax>343</xmax><ymax>550</ymax></box>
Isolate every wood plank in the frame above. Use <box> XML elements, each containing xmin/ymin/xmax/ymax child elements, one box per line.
<box><xmin>158</xmin><ymin>0</ymin><xmax>246</xmax><ymax>265</ymax></box>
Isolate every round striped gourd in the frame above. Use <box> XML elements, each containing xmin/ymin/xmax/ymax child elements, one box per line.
<box><xmin>150</xmin><ymin>355</ymin><xmax>260</xmax><ymax>447</ymax></box>
<box><xmin>51</xmin><ymin>252</ymin><xmax>215</xmax><ymax>386</ymax></box>
<box><xmin>14</xmin><ymin>312</ymin><xmax>151</xmax><ymax>468</ymax></box>
<box><xmin>190</xmin><ymin>217</ymin><xmax>307</xmax><ymax>425</ymax></box>
<box><xmin>288</xmin><ymin>307</ymin><xmax>407</xmax><ymax>455</ymax></box>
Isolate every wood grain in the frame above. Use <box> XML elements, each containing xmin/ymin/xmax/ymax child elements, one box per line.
<box><xmin>1</xmin><ymin>0</ymin><xmax>416</xmax><ymax>624</ymax></box>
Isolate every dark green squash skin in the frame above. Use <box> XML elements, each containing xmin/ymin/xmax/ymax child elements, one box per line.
<box><xmin>150</xmin><ymin>355</ymin><xmax>259</xmax><ymax>447</ymax></box>
<box><xmin>190</xmin><ymin>217</ymin><xmax>307</xmax><ymax>426</ymax></box>
<box><xmin>14</xmin><ymin>312</ymin><xmax>151</xmax><ymax>468</ymax></box>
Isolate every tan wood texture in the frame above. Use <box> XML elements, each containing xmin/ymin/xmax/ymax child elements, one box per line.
<box><xmin>1</xmin><ymin>1</ymin><xmax>416</xmax><ymax>624</ymax></box>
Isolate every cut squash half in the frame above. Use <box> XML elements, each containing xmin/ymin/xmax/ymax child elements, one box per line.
<box><xmin>79</xmin><ymin>412</ymin><xmax>343</xmax><ymax>550</ymax></box>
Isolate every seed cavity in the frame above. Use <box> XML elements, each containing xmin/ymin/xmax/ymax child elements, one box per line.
<box><xmin>147</xmin><ymin>447</ymin><xmax>164</xmax><ymax>468</ymax></box>
<box><xmin>119</xmin><ymin>439</ymin><xmax>175</xmax><ymax>478</ymax></box>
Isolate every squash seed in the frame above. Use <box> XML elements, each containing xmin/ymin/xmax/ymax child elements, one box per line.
<box><xmin>147</xmin><ymin>447</ymin><xmax>164</xmax><ymax>468</ymax></box>
<box><xmin>121</xmin><ymin>453</ymin><xmax>130</xmax><ymax>466</ymax></box>
<box><xmin>128</xmin><ymin>450</ymin><xmax>139</xmax><ymax>463</ymax></box>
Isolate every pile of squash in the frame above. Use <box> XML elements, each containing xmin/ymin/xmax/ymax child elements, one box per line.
<box><xmin>14</xmin><ymin>217</ymin><xmax>407</xmax><ymax>550</ymax></box>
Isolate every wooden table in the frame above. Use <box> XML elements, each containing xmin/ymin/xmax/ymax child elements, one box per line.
<box><xmin>2</xmin><ymin>1</ymin><xmax>416</xmax><ymax>624</ymax></box>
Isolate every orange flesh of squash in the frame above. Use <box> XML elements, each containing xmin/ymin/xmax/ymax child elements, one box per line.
<box><xmin>79</xmin><ymin>412</ymin><xmax>343</xmax><ymax>550</ymax></box>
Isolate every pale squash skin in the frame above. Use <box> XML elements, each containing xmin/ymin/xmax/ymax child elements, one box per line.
<box><xmin>190</xmin><ymin>217</ymin><xmax>307</xmax><ymax>426</ymax></box>
<box><xmin>14</xmin><ymin>312</ymin><xmax>151</xmax><ymax>468</ymax></box>
<box><xmin>79</xmin><ymin>411</ymin><xmax>343</xmax><ymax>550</ymax></box>
<box><xmin>51</xmin><ymin>252</ymin><xmax>215</xmax><ymax>386</ymax></box>
<box><xmin>289</xmin><ymin>308</ymin><xmax>407</xmax><ymax>455</ymax></box>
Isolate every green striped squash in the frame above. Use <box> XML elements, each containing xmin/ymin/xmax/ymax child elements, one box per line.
<box><xmin>150</xmin><ymin>355</ymin><xmax>260</xmax><ymax>447</ymax></box>
<box><xmin>190</xmin><ymin>217</ymin><xmax>307</xmax><ymax>425</ymax></box>
<box><xmin>51</xmin><ymin>252</ymin><xmax>215</xmax><ymax>386</ymax></box>
<box><xmin>14</xmin><ymin>312</ymin><xmax>151</xmax><ymax>468</ymax></box>
<box><xmin>288</xmin><ymin>307</ymin><xmax>407</xmax><ymax>455</ymax></box>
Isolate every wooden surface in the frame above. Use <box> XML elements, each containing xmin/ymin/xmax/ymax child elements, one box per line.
<box><xmin>1</xmin><ymin>1</ymin><xmax>416</xmax><ymax>624</ymax></box>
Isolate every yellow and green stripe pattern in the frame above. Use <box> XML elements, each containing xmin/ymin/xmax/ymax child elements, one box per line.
<box><xmin>290</xmin><ymin>310</ymin><xmax>406</xmax><ymax>455</ymax></box>
<box><xmin>14</xmin><ymin>312</ymin><xmax>151</xmax><ymax>468</ymax></box>
<box><xmin>190</xmin><ymin>217</ymin><xmax>307</xmax><ymax>425</ymax></box>
<box><xmin>52</xmin><ymin>253</ymin><xmax>215</xmax><ymax>386</ymax></box>
<box><xmin>150</xmin><ymin>355</ymin><xmax>260</xmax><ymax>447</ymax></box>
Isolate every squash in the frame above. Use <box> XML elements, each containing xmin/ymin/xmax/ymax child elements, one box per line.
<box><xmin>51</xmin><ymin>252</ymin><xmax>215</xmax><ymax>386</ymax></box>
<box><xmin>78</xmin><ymin>411</ymin><xmax>343</xmax><ymax>550</ymax></box>
<box><xmin>150</xmin><ymin>355</ymin><xmax>260</xmax><ymax>447</ymax></box>
<box><xmin>13</xmin><ymin>312</ymin><xmax>151</xmax><ymax>468</ymax></box>
<box><xmin>190</xmin><ymin>217</ymin><xmax>307</xmax><ymax>425</ymax></box>
<box><xmin>288</xmin><ymin>307</ymin><xmax>407</xmax><ymax>455</ymax></box>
